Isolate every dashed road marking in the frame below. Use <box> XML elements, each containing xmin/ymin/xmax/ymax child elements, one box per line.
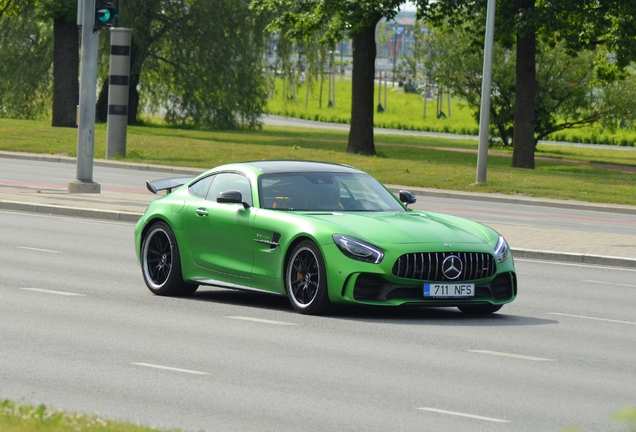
<box><xmin>227</xmin><ymin>316</ymin><xmax>297</xmax><ymax>326</ymax></box>
<box><xmin>468</xmin><ymin>350</ymin><xmax>555</xmax><ymax>362</ymax></box>
<box><xmin>18</xmin><ymin>246</ymin><xmax>62</xmax><ymax>253</ymax></box>
<box><xmin>417</xmin><ymin>407</ymin><xmax>510</xmax><ymax>423</ymax></box>
<box><xmin>549</xmin><ymin>312</ymin><xmax>636</xmax><ymax>326</ymax></box>
<box><xmin>20</xmin><ymin>288</ymin><xmax>84</xmax><ymax>296</ymax></box>
<box><xmin>132</xmin><ymin>363</ymin><xmax>209</xmax><ymax>375</ymax></box>
<box><xmin>582</xmin><ymin>280</ymin><xmax>636</xmax><ymax>288</ymax></box>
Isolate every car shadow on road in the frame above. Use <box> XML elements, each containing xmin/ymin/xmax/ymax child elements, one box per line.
<box><xmin>190</xmin><ymin>288</ymin><xmax>295</xmax><ymax>313</ymax></box>
<box><xmin>329</xmin><ymin>305</ymin><xmax>558</xmax><ymax>327</ymax></box>
<box><xmin>189</xmin><ymin>288</ymin><xmax>555</xmax><ymax>327</ymax></box>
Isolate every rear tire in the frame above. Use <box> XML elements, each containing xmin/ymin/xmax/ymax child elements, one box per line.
<box><xmin>285</xmin><ymin>240</ymin><xmax>331</xmax><ymax>315</ymax></box>
<box><xmin>141</xmin><ymin>221</ymin><xmax>198</xmax><ymax>297</ymax></box>
<box><xmin>458</xmin><ymin>304</ymin><xmax>503</xmax><ymax>314</ymax></box>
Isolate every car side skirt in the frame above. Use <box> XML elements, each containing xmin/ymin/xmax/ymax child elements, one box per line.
<box><xmin>192</xmin><ymin>278</ymin><xmax>286</xmax><ymax>296</ymax></box>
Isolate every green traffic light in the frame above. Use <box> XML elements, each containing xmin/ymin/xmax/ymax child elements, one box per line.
<box><xmin>97</xmin><ymin>9</ymin><xmax>111</xmax><ymax>23</ymax></box>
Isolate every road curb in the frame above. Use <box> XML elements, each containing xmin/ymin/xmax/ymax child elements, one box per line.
<box><xmin>0</xmin><ymin>150</ymin><xmax>202</xmax><ymax>176</ymax></box>
<box><xmin>512</xmin><ymin>248</ymin><xmax>636</xmax><ymax>269</ymax></box>
<box><xmin>2</xmin><ymin>198</ymin><xmax>634</xmax><ymax>269</ymax></box>
<box><xmin>386</xmin><ymin>185</ymin><xmax>636</xmax><ymax>216</ymax></box>
<box><xmin>0</xmin><ymin>199</ymin><xmax>141</xmax><ymax>223</ymax></box>
<box><xmin>3</xmin><ymin>150</ymin><xmax>636</xmax><ymax>215</ymax></box>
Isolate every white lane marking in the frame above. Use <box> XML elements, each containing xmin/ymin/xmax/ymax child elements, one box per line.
<box><xmin>417</xmin><ymin>407</ymin><xmax>510</xmax><ymax>423</ymax></box>
<box><xmin>20</xmin><ymin>288</ymin><xmax>85</xmax><ymax>296</ymax></box>
<box><xmin>18</xmin><ymin>246</ymin><xmax>62</xmax><ymax>253</ymax></box>
<box><xmin>227</xmin><ymin>316</ymin><xmax>297</xmax><ymax>326</ymax></box>
<box><xmin>132</xmin><ymin>363</ymin><xmax>209</xmax><ymax>375</ymax></box>
<box><xmin>582</xmin><ymin>280</ymin><xmax>636</xmax><ymax>288</ymax></box>
<box><xmin>515</xmin><ymin>259</ymin><xmax>636</xmax><ymax>272</ymax></box>
<box><xmin>468</xmin><ymin>350</ymin><xmax>555</xmax><ymax>362</ymax></box>
<box><xmin>549</xmin><ymin>312</ymin><xmax>636</xmax><ymax>326</ymax></box>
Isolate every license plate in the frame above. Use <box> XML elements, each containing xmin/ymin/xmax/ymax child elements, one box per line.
<box><xmin>424</xmin><ymin>283</ymin><xmax>475</xmax><ymax>298</ymax></box>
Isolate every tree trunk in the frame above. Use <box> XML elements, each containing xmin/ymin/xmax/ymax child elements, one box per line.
<box><xmin>96</xmin><ymin>80</ymin><xmax>109</xmax><ymax>123</ymax></box>
<box><xmin>512</xmin><ymin>0</ymin><xmax>537</xmax><ymax>169</ymax></box>
<box><xmin>347</xmin><ymin>17</ymin><xmax>380</xmax><ymax>155</ymax></box>
<box><xmin>52</xmin><ymin>18</ymin><xmax>79</xmax><ymax>127</ymax></box>
<box><xmin>127</xmin><ymin>72</ymin><xmax>140</xmax><ymax>125</ymax></box>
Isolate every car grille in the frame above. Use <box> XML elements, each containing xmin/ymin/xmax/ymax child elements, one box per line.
<box><xmin>392</xmin><ymin>252</ymin><xmax>496</xmax><ymax>281</ymax></box>
<box><xmin>353</xmin><ymin>272</ymin><xmax>516</xmax><ymax>302</ymax></box>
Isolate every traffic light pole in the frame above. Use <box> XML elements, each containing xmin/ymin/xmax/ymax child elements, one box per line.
<box><xmin>475</xmin><ymin>0</ymin><xmax>496</xmax><ymax>184</ymax></box>
<box><xmin>69</xmin><ymin>0</ymin><xmax>101</xmax><ymax>193</ymax></box>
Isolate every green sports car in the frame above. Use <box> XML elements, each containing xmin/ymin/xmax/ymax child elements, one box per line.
<box><xmin>134</xmin><ymin>160</ymin><xmax>517</xmax><ymax>315</ymax></box>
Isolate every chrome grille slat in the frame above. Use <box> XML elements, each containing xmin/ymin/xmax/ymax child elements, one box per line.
<box><xmin>392</xmin><ymin>252</ymin><xmax>496</xmax><ymax>281</ymax></box>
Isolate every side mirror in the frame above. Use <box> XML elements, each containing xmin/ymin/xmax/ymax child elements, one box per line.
<box><xmin>217</xmin><ymin>190</ymin><xmax>250</xmax><ymax>209</ymax></box>
<box><xmin>399</xmin><ymin>190</ymin><xmax>417</xmax><ymax>207</ymax></box>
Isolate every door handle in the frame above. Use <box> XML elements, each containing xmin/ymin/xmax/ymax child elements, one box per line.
<box><xmin>195</xmin><ymin>208</ymin><xmax>209</xmax><ymax>216</ymax></box>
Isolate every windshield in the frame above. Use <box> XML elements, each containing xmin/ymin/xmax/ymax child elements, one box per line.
<box><xmin>259</xmin><ymin>172</ymin><xmax>406</xmax><ymax>212</ymax></box>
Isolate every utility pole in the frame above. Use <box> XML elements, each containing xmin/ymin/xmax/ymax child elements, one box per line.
<box><xmin>475</xmin><ymin>0</ymin><xmax>496</xmax><ymax>184</ymax></box>
<box><xmin>69</xmin><ymin>0</ymin><xmax>101</xmax><ymax>193</ymax></box>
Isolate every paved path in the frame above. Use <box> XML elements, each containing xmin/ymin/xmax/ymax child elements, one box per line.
<box><xmin>1</xmin><ymin>150</ymin><xmax>635</xmax><ymax>268</ymax></box>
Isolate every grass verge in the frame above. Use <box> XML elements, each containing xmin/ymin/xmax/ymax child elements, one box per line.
<box><xmin>0</xmin><ymin>399</ymin><xmax>177</xmax><ymax>431</ymax></box>
<box><xmin>0</xmin><ymin>118</ymin><xmax>635</xmax><ymax>206</ymax></box>
<box><xmin>266</xmin><ymin>75</ymin><xmax>636</xmax><ymax>146</ymax></box>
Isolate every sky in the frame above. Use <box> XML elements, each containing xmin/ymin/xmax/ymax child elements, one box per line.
<box><xmin>402</xmin><ymin>1</ymin><xmax>417</xmax><ymax>11</ymax></box>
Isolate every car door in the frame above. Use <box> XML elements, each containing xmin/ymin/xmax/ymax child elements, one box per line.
<box><xmin>184</xmin><ymin>172</ymin><xmax>254</xmax><ymax>278</ymax></box>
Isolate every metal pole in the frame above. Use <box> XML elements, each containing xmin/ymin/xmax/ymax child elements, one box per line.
<box><xmin>106</xmin><ymin>28</ymin><xmax>132</xmax><ymax>159</ymax></box>
<box><xmin>476</xmin><ymin>0</ymin><xmax>496</xmax><ymax>184</ymax></box>
<box><xmin>69</xmin><ymin>0</ymin><xmax>101</xmax><ymax>193</ymax></box>
<box><xmin>392</xmin><ymin>29</ymin><xmax>398</xmax><ymax>86</ymax></box>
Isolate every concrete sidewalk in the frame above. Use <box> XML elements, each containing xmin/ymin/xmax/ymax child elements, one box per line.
<box><xmin>1</xmin><ymin>151</ymin><xmax>635</xmax><ymax>269</ymax></box>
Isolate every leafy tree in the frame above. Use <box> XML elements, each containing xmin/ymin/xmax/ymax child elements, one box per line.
<box><xmin>416</xmin><ymin>0</ymin><xmax>636</xmax><ymax>169</ymax></box>
<box><xmin>0</xmin><ymin>1</ymin><xmax>52</xmax><ymax>119</ymax></box>
<box><xmin>429</xmin><ymin>25</ymin><xmax>612</xmax><ymax>146</ymax></box>
<box><xmin>41</xmin><ymin>0</ymin><xmax>78</xmax><ymax>127</ymax></box>
<box><xmin>395</xmin><ymin>19</ymin><xmax>433</xmax><ymax>91</ymax></box>
<box><xmin>597</xmin><ymin>66</ymin><xmax>636</xmax><ymax>133</ymax></box>
<box><xmin>251</xmin><ymin>0</ymin><xmax>407</xmax><ymax>155</ymax></box>
<box><xmin>1</xmin><ymin>0</ymin><xmax>79</xmax><ymax>126</ymax></box>
<box><xmin>96</xmin><ymin>0</ymin><xmax>267</xmax><ymax>129</ymax></box>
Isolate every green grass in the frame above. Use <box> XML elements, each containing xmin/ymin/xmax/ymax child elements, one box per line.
<box><xmin>1</xmin><ymin>117</ymin><xmax>635</xmax><ymax>206</ymax></box>
<box><xmin>267</xmin><ymin>75</ymin><xmax>480</xmax><ymax>135</ymax></box>
<box><xmin>0</xmin><ymin>399</ymin><xmax>177</xmax><ymax>431</ymax></box>
<box><xmin>1</xmin><ymin>399</ymin><xmax>634</xmax><ymax>432</ymax></box>
<box><xmin>267</xmin><ymin>74</ymin><xmax>636</xmax><ymax>146</ymax></box>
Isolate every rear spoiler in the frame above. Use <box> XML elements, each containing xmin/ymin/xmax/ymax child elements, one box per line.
<box><xmin>146</xmin><ymin>177</ymin><xmax>193</xmax><ymax>194</ymax></box>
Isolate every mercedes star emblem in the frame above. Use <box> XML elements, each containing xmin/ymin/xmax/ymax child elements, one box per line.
<box><xmin>442</xmin><ymin>255</ymin><xmax>463</xmax><ymax>280</ymax></box>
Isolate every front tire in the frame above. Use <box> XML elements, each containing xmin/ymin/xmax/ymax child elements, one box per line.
<box><xmin>458</xmin><ymin>304</ymin><xmax>503</xmax><ymax>314</ymax></box>
<box><xmin>141</xmin><ymin>221</ymin><xmax>198</xmax><ymax>297</ymax></box>
<box><xmin>285</xmin><ymin>240</ymin><xmax>331</xmax><ymax>315</ymax></box>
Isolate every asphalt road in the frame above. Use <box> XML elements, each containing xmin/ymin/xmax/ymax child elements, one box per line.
<box><xmin>1</xmin><ymin>210</ymin><xmax>635</xmax><ymax>431</ymax></box>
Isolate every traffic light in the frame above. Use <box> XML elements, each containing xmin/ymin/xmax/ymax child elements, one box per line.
<box><xmin>94</xmin><ymin>0</ymin><xmax>118</xmax><ymax>29</ymax></box>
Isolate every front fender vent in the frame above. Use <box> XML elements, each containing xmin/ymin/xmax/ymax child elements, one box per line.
<box><xmin>392</xmin><ymin>252</ymin><xmax>496</xmax><ymax>282</ymax></box>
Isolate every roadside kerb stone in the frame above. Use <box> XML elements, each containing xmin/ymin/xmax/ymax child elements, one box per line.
<box><xmin>3</xmin><ymin>150</ymin><xmax>635</xmax><ymax>268</ymax></box>
<box><xmin>512</xmin><ymin>248</ymin><xmax>636</xmax><ymax>268</ymax></box>
<box><xmin>386</xmin><ymin>185</ymin><xmax>636</xmax><ymax>216</ymax></box>
<box><xmin>0</xmin><ymin>199</ymin><xmax>142</xmax><ymax>223</ymax></box>
<box><xmin>2</xmin><ymin>198</ymin><xmax>635</xmax><ymax>269</ymax></box>
<box><xmin>0</xmin><ymin>150</ymin><xmax>202</xmax><ymax>176</ymax></box>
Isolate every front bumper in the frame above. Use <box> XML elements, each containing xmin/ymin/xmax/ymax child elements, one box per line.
<box><xmin>349</xmin><ymin>271</ymin><xmax>517</xmax><ymax>306</ymax></box>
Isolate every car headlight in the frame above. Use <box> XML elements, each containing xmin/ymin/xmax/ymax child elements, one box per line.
<box><xmin>332</xmin><ymin>234</ymin><xmax>384</xmax><ymax>264</ymax></box>
<box><xmin>495</xmin><ymin>235</ymin><xmax>509</xmax><ymax>263</ymax></box>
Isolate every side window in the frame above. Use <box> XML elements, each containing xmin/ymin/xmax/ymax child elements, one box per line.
<box><xmin>188</xmin><ymin>175</ymin><xmax>215</xmax><ymax>198</ymax></box>
<box><xmin>206</xmin><ymin>173</ymin><xmax>252</xmax><ymax>206</ymax></box>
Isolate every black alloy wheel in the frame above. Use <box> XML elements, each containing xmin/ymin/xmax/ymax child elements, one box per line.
<box><xmin>141</xmin><ymin>221</ymin><xmax>198</xmax><ymax>296</ymax></box>
<box><xmin>286</xmin><ymin>240</ymin><xmax>331</xmax><ymax>315</ymax></box>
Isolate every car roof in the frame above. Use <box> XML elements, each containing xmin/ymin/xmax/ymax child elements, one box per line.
<box><xmin>244</xmin><ymin>160</ymin><xmax>363</xmax><ymax>175</ymax></box>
